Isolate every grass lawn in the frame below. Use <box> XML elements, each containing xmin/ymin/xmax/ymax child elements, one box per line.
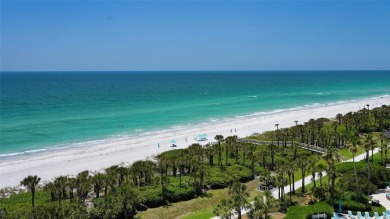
<box><xmin>137</xmin><ymin>179</ymin><xmax>261</xmax><ymax>219</ymax></box>
<box><xmin>339</xmin><ymin>146</ymin><xmax>365</xmax><ymax>161</ymax></box>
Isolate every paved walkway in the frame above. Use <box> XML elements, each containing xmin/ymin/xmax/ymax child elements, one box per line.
<box><xmin>371</xmin><ymin>189</ymin><xmax>390</xmax><ymax>210</ymax></box>
<box><xmin>211</xmin><ymin>148</ymin><xmax>381</xmax><ymax>219</ymax></box>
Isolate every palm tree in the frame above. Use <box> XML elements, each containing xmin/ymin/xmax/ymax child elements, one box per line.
<box><xmin>215</xmin><ymin>135</ymin><xmax>224</xmax><ymax>166</ymax></box>
<box><xmin>370</xmin><ymin>139</ymin><xmax>377</xmax><ymax>164</ymax></box>
<box><xmin>309</xmin><ymin>158</ymin><xmax>318</xmax><ymax>189</ymax></box>
<box><xmin>275</xmin><ymin>124</ymin><xmax>280</xmax><ymax>147</ymax></box>
<box><xmin>92</xmin><ymin>172</ymin><xmax>105</xmax><ymax>198</ymax></box>
<box><xmin>67</xmin><ymin>177</ymin><xmax>76</xmax><ymax>201</ymax></box>
<box><xmin>117</xmin><ymin>166</ymin><xmax>128</xmax><ymax>186</ymax></box>
<box><xmin>177</xmin><ymin>151</ymin><xmax>187</xmax><ymax>188</ymax></box>
<box><xmin>275</xmin><ymin>158</ymin><xmax>288</xmax><ymax>202</ymax></box>
<box><xmin>228</xmin><ymin>181</ymin><xmax>249</xmax><ymax>219</ymax></box>
<box><xmin>234</xmin><ymin>142</ymin><xmax>242</xmax><ymax>164</ymax></box>
<box><xmin>214</xmin><ymin>199</ymin><xmax>233</xmax><ymax>219</ymax></box>
<box><xmin>363</xmin><ymin>134</ymin><xmax>373</xmax><ymax>163</ymax></box>
<box><xmin>53</xmin><ymin>180</ymin><xmax>63</xmax><ymax>206</ymax></box>
<box><xmin>379</xmin><ymin>133</ymin><xmax>388</xmax><ymax>166</ymax></box>
<box><xmin>322</xmin><ymin>146</ymin><xmax>343</xmax><ymax>202</ymax></box>
<box><xmin>225</xmin><ymin>136</ymin><xmax>237</xmax><ymax>166</ymax></box>
<box><xmin>246</xmin><ymin>143</ymin><xmax>257</xmax><ymax>176</ymax></box>
<box><xmin>286</xmin><ymin>161</ymin><xmax>297</xmax><ymax>201</ymax></box>
<box><xmin>336</xmin><ymin>113</ymin><xmax>343</xmax><ymax>124</ymax></box>
<box><xmin>205</xmin><ymin>143</ymin><xmax>216</xmax><ymax>166</ymax></box>
<box><xmin>54</xmin><ymin>176</ymin><xmax>68</xmax><ymax>200</ymax></box>
<box><xmin>44</xmin><ymin>181</ymin><xmax>56</xmax><ymax>201</ymax></box>
<box><xmin>269</xmin><ymin>143</ymin><xmax>277</xmax><ymax>170</ymax></box>
<box><xmin>191</xmin><ymin>160</ymin><xmax>209</xmax><ymax>196</ymax></box>
<box><xmin>297</xmin><ymin>151</ymin><xmax>310</xmax><ymax>194</ymax></box>
<box><xmin>20</xmin><ymin>175</ymin><xmax>41</xmax><ymax>210</ymax></box>
<box><xmin>251</xmin><ymin>190</ymin><xmax>279</xmax><ymax>219</ymax></box>
<box><xmin>316</xmin><ymin>163</ymin><xmax>327</xmax><ymax>187</ymax></box>
<box><xmin>346</xmin><ymin>136</ymin><xmax>360</xmax><ymax>196</ymax></box>
<box><xmin>76</xmin><ymin>171</ymin><xmax>90</xmax><ymax>202</ymax></box>
<box><xmin>106</xmin><ymin>165</ymin><xmax>119</xmax><ymax>192</ymax></box>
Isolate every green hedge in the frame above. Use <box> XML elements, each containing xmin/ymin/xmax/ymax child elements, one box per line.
<box><xmin>337</xmin><ymin>200</ymin><xmax>368</xmax><ymax>212</ymax></box>
<box><xmin>167</xmin><ymin>186</ymin><xmax>195</xmax><ymax>202</ymax></box>
<box><xmin>285</xmin><ymin>202</ymin><xmax>334</xmax><ymax>219</ymax></box>
<box><xmin>336</xmin><ymin>162</ymin><xmax>366</xmax><ymax>174</ymax></box>
<box><xmin>137</xmin><ymin>186</ymin><xmax>164</xmax><ymax>208</ymax></box>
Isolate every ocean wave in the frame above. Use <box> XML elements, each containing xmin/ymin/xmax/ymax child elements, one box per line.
<box><xmin>0</xmin><ymin>148</ymin><xmax>48</xmax><ymax>158</ymax></box>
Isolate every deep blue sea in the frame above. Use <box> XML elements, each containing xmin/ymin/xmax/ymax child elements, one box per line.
<box><xmin>1</xmin><ymin>71</ymin><xmax>389</xmax><ymax>156</ymax></box>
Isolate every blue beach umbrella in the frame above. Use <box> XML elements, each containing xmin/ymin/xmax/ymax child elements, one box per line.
<box><xmin>169</xmin><ymin>139</ymin><xmax>177</xmax><ymax>144</ymax></box>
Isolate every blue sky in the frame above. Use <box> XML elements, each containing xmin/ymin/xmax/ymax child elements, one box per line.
<box><xmin>1</xmin><ymin>1</ymin><xmax>389</xmax><ymax>71</ymax></box>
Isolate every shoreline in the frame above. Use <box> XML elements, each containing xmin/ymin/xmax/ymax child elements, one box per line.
<box><xmin>1</xmin><ymin>94</ymin><xmax>388</xmax><ymax>158</ymax></box>
<box><xmin>1</xmin><ymin>96</ymin><xmax>389</xmax><ymax>188</ymax></box>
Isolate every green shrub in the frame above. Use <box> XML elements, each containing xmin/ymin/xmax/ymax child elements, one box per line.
<box><xmin>225</xmin><ymin>164</ymin><xmax>253</xmax><ymax>182</ymax></box>
<box><xmin>167</xmin><ymin>186</ymin><xmax>195</xmax><ymax>202</ymax></box>
<box><xmin>207</xmin><ymin>166</ymin><xmax>232</xmax><ymax>189</ymax></box>
<box><xmin>285</xmin><ymin>202</ymin><xmax>334</xmax><ymax>219</ymax></box>
<box><xmin>0</xmin><ymin>191</ymin><xmax>52</xmax><ymax>219</ymax></box>
<box><xmin>339</xmin><ymin>200</ymin><xmax>368</xmax><ymax>211</ymax></box>
<box><xmin>137</xmin><ymin>187</ymin><xmax>164</xmax><ymax>208</ymax></box>
<box><xmin>336</xmin><ymin>162</ymin><xmax>366</xmax><ymax>174</ymax></box>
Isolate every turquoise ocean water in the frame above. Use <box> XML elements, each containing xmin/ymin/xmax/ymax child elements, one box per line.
<box><xmin>1</xmin><ymin>71</ymin><xmax>389</xmax><ymax>156</ymax></box>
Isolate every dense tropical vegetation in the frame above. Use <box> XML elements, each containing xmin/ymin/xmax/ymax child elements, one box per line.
<box><xmin>0</xmin><ymin>105</ymin><xmax>389</xmax><ymax>219</ymax></box>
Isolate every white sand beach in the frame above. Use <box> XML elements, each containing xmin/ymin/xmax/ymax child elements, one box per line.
<box><xmin>1</xmin><ymin>96</ymin><xmax>389</xmax><ymax>188</ymax></box>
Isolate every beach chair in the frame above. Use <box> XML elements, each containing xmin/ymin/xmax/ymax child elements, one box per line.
<box><xmin>374</xmin><ymin>212</ymin><xmax>381</xmax><ymax>219</ymax></box>
<box><xmin>356</xmin><ymin>211</ymin><xmax>364</xmax><ymax>219</ymax></box>
<box><xmin>333</xmin><ymin>213</ymin><xmax>340</xmax><ymax>219</ymax></box>
<box><xmin>364</xmin><ymin>212</ymin><xmax>372</xmax><ymax>219</ymax></box>
<box><xmin>348</xmin><ymin>210</ymin><xmax>355</xmax><ymax>218</ymax></box>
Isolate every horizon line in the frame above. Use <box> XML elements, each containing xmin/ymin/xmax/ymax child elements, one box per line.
<box><xmin>1</xmin><ymin>69</ymin><xmax>389</xmax><ymax>73</ymax></box>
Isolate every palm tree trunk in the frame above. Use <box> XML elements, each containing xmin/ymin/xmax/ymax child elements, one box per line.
<box><xmin>236</xmin><ymin>147</ymin><xmax>239</xmax><ymax>164</ymax></box>
<box><xmin>289</xmin><ymin>174</ymin><xmax>292</xmax><ymax>202</ymax></box>
<box><xmin>312</xmin><ymin>173</ymin><xmax>316</xmax><ymax>188</ymax></box>
<box><xmin>226</xmin><ymin>146</ymin><xmax>229</xmax><ymax>166</ymax></box>
<box><xmin>218</xmin><ymin>147</ymin><xmax>222</xmax><ymax>166</ymax></box>
<box><xmin>292</xmin><ymin>174</ymin><xmax>295</xmax><ymax>194</ymax></box>
<box><xmin>301</xmin><ymin>168</ymin><xmax>305</xmax><ymax>194</ymax></box>
<box><xmin>380</xmin><ymin>150</ymin><xmax>383</xmax><ymax>166</ymax></box>
<box><xmin>353</xmin><ymin>155</ymin><xmax>359</xmax><ymax>196</ymax></box>
<box><xmin>32</xmin><ymin>190</ymin><xmax>35</xmax><ymax>210</ymax></box>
